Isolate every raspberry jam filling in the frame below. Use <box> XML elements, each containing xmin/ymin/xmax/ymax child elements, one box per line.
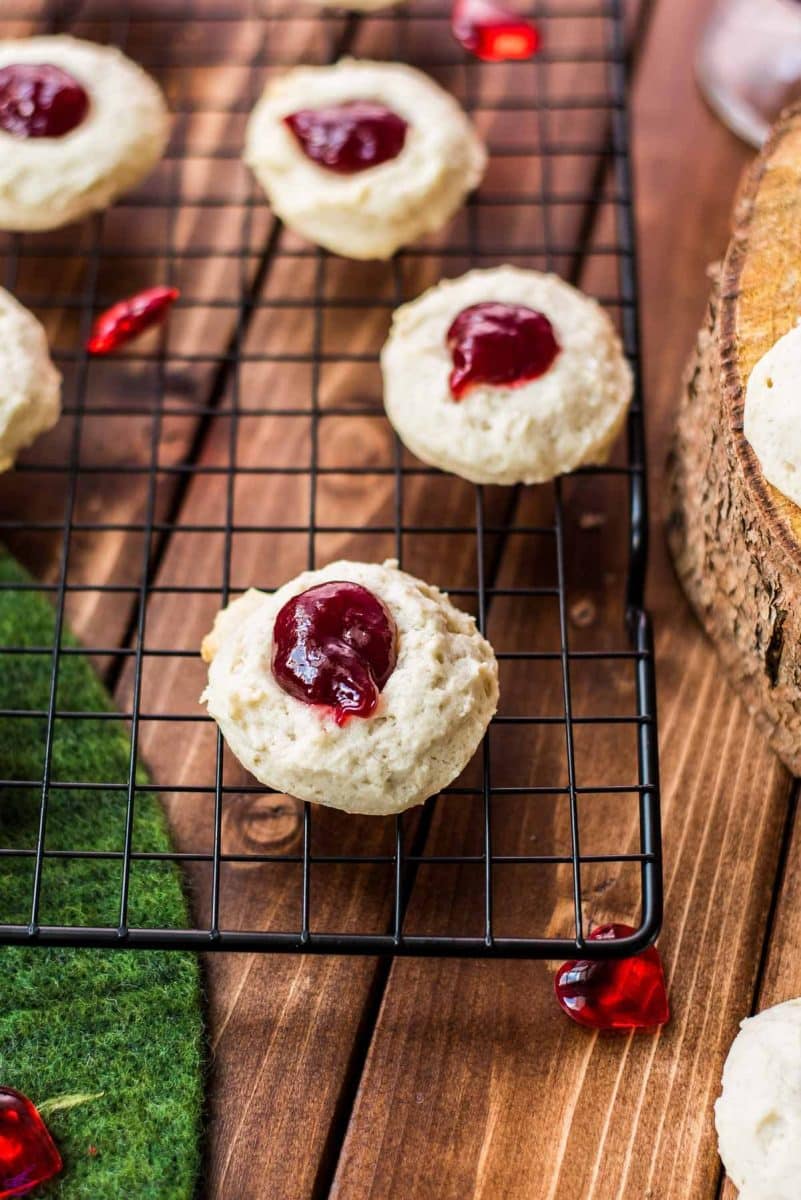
<box><xmin>272</xmin><ymin>581</ymin><xmax>398</xmax><ymax>725</ymax></box>
<box><xmin>284</xmin><ymin>101</ymin><xmax>408</xmax><ymax>174</ymax></box>
<box><xmin>446</xmin><ymin>301</ymin><xmax>561</xmax><ymax>400</ymax></box>
<box><xmin>0</xmin><ymin>63</ymin><xmax>89</xmax><ymax>138</ymax></box>
<box><xmin>554</xmin><ymin>924</ymin><xmax>670</xmax><ymax>1032</ymax></box>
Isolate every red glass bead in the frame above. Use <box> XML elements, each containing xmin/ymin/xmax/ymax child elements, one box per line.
<box><xmin>446</xmin><ymin>301</ymin><xmax>560</xmax><ymax>399</ymax></box>
<box><xmin>284</xmin><ymin>101</ymin><xmax>408</xmax><ymax>174</ymax></box>
<box><xmin>272</xmin><ymin>581</ymin><xmax>398</xmax><ymax>725</ymax></box>
<box><xmin>554</xmin><ymin>924</ymin><xmax>670</xmax><ymax>1032</ymax></box>
<box><xmin>0</xmin><ymin>64</ymin><xmax>89</xmax><ymax>139</ymax></box>
<box><xmin>86</xmin><ymin>286</ymin><xmax>180</xmax><ymax>355</ymax></box>
<box><xmin>0</xmin><ymin>1088</ymin><xmax>62</xmax><ymax>1199</ymax></box>
<box><xmin>451</xmin><ymin>0</ymin><xmax>541</xmax><ymax>62</ymax></box>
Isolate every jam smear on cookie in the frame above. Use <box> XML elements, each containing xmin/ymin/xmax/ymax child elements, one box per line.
<box><xmin>446</xmin><ymin>301</ymin><xmax>561</xmax><ymax>399</ymax></box>
<box><xmin>284</xmin><ymin>101</ymin><xmax>408</xmax><ymax>174</ymax></box>
<box><xmin>0</xmin><ymin>63</ymin><xmax>89</xmax><ymax>138</ymax></box>
<box><xmin>272</xmin><ymin>581</ymin><xmax>398</xmax><ymax>724</ymax></box>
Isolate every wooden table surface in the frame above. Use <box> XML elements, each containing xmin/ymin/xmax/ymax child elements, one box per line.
<box><xmin>1</xmin><ymin>0</ymin><xmax>797</xmax><ymax>1197</ymax></box>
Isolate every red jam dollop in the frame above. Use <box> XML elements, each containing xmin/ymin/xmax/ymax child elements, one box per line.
<box><xmin>446</xmin><ymin>301</ymin><xmax>561</xmax><ymax>400</ymax></box>
<box><xmin>0</xmin><ymin>1087</ymin><xmax>63</xmax><ymax>1199</ymax></box>
<box><xmin>283</xmin><ymin>101</ymin><xmax>408</xmax><ymax>174</ymax></box>
<box><xmin>554</xmin><ymin>923</ymin><xmax>670</xmax><ymax>1032</ymax></box>
<box><xmin>451</xmin><ymin>0</ymin><xmax>541</xmax><ymax>62</ymax></box>
<box><xmin>272</xmin><ymin>581</ymin><xmax>398</xmax><ymax>725</ymax></box>
<box><xmin>0</xmin><ymin>63</ymin><xmax>89</xmax><ymax>138</ymax></box>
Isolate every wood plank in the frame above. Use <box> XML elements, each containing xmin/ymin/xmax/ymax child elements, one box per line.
<box><xmin>329</xmin><ymin>2</ymin><xmax>794</xmax><ymax>1198</ymax></box>
<box><xmin>126</xmin><ymin>245</ymin><xmax>506</xmax><ymax>1200</ymax></box>
<box><xmin>120</xmin><ymin>6</ymin><xmax>637</xmax><ymax>1196</ymax></box>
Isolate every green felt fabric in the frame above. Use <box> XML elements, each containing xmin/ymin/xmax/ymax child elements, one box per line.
<box><xmin>0</xmin><ymin>553</ymin><xmax>205</xmax><ymax>1198</ymax></box>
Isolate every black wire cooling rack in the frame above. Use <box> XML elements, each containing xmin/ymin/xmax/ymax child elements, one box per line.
<box><xmin>0</xmin><ymin>0</ymin><xmax>661</xmax><ymax>959</ymax></box>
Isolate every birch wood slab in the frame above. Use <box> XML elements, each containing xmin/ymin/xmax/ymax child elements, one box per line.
<box><xmin>668</xmin><ymin>102</ymin><xmax>801</xmax><ymax>775</ymax></box>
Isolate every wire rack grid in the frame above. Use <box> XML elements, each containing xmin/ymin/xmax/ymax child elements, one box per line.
<box><xmin>0</xmin><ymin>0</ymin><xmax>661</xmax><ymax>959</ymax></box>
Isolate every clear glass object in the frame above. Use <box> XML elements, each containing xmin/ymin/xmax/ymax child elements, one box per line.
<box><xmin>697</xmin><ymin>0</ymin><xmax>801</xmax><ymax>146</ymax></box>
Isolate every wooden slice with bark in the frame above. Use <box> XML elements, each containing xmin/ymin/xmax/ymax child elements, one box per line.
<box><xmin>668</xmin><ymin>101</ymin><xmax>801</xmax><ymax>774</ymax></box>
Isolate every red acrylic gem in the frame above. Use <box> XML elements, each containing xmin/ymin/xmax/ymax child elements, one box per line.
<box><xmin>272</xmin><ymin>581</ymin><xmax>398</xmax><ymax>725</ymax></box>
<box><xmin>554</xmin><ymin>924</ymin><xmax>670</xmax><ymax>1031</ymax></box>
<box><xmin>0</xmin><ymin>63</ymin><xmax>89</xmax><ymax>139</ymax></box>
<box><xmin>0</xmin><ymin>1088</ymin><xmax>62</xmax><ymax>1198</ymax></box>
<box><xmin>446</xmin><ymin>301</ymin><xmax>560</xmax><ymax>399</ymax></box>
<box><xmin>451</xmin><ymin>0</ymin><xmax>541</xmax><ymax>62</ymax></box>
<box><xmin>86</xmin><ymin>286</ymin><xmax>180</xmax><ymax>355</ymax></box>
<box><xmin>284</xmin><ymin>101</ymin><xmax>408</xmax><ymax>174</ymax></box>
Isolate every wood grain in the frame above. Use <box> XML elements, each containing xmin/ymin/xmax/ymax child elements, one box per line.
<box><xmin>330</xmin><ymin>2</ymin><xmax>794</xmax><ymax>1198</ymax></box>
